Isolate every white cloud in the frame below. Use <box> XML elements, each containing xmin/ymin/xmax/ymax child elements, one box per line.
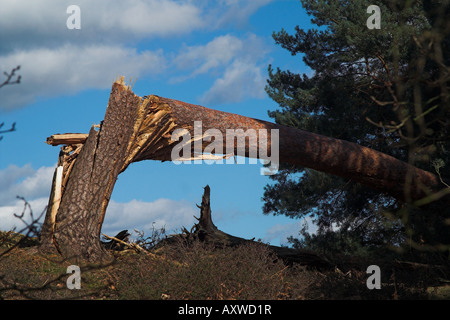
<box><xmin>0</xmin><ymin>0</ymin><xmax>274</xmax><ymax>110</ymax></box>
<box><xmin>204</xmin><ymin>0</ymin><xmax>274</xmax><ymax>29</ymax></box>
<box><xmin>0</xmin><ymin>164</ymin><xmax>54</xmax><ymax>232</ymax></box>
<box><xmin>0</xmin><ymin>0</ymin><xmax>204</xmax><ymax>53</ymax></box>
<box><xmin>172</xmin><ymin>35</ymin><xmax>244</xmax><ymax>81</ymax></box>
<box><xmin>200</xmin><ymin>59</ymin><xmax>267</xmax><ymax>105</ymax></box>
<box><xmin>0</xmin><ymin>0</ymin><xmax>199</xmax><ymax>110</ymax></box>
<box><xmin>102</xmin><ymin>198</ymin><xmax>198</xmax><ymax>239</ymax></box>
<box><xmin>0</xmin><ymin>164</ymin><xmax>54</xmax><ymax>206</ymax></box>
<box><xmin>0</xmin><ymin>44</ymin><xmax>166</xmax><ymax>110</ymax></box>
<box><xmin>0</xmin><ymin>0</ymin><xmax>274</xmax><ymax>54</ymax></box>
<box><xmin>0</xmin><ymin>164</ymin><xmax>198</xmax><ymax>238</ymax></box>
<box><xmin>0</xmin><ymin>197</ymin><xmax>49</xmax><ymax>233</ymax></box>
<box><xmin>0</xmin><ymin>194</ymin><xmax>198</xmax><ymax>239</ymax></box>
<box><xmin>101</xmin><ymin>0</ymin><xmax>204</xmax><ymax>37</ymax></box>
<box><xmin>172</xmin><ymin>33</ymin><xmax>270</xmax><ymax>105</ymax></box>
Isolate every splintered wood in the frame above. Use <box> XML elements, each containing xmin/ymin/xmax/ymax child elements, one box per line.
<box><xmin>121</xmin><ymin>95</ymin><xmax>178</xmax><ymax>170</ymax></box>
<box><xmin>46</xmin><ymin>133</ymin><xmax>88</xmax><ymax>146</ymax></box>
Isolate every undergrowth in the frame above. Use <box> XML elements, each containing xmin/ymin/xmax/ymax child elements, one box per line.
<box><xmin>1</xmin><ymin>230</ymin><xmax>448</xmax><ymax>300</ymax></box>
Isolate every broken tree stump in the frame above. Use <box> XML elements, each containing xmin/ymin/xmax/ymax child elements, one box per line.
<box><xmin>191</xmin><ymin>185</ymin><xmax>331</xmax><ymax>269</ymax></box>
<box><xmin>40</xmin><ymin>77</ymin><xmax>142</xmax><ymax>262</ymax></box>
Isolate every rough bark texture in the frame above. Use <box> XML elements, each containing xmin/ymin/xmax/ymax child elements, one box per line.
<box><xmin>41</xmin><ymin>79</ymin><xmax>141</xmax><ymax>262</ymax></box>
<box><xmin>41</xmin><ymin>78</ymin><xmax>450</xmax><ymax>262</ymax></box>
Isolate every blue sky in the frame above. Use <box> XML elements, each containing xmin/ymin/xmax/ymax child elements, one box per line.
<box><xmin>0</xmin><ymin>0</ymin><xmax>316</xmax><ymax>246</ymax></box>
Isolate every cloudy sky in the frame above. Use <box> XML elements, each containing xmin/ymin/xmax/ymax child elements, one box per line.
<box><xmin>0</xmin><ymin>0</ymin><xmax>315</xmax><ymax>245</ymax></box>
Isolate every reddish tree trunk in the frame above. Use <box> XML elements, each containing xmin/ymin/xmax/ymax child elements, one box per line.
<box><xmin>136</xmin><ymin>94</ymin><xmax>449</xmax><ymax>205</ymax></box>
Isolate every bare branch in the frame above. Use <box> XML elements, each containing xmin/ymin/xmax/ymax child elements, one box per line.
<box><xmin>0</xmin><ymin>66</ymin><xmax>21</xmax><ymax>89</ymax></box>
<box><xmin>0</xmin><ymin>197</ymin><xmax>45</xmax><ymax>259</ymax></box>
<box><xmin>0</xmin><ymin>122</ymin><xmax>16</xmax><ymax>138</ymax></box>
<box><xmin>0</xmin><ymin>66</ymin><xmax>21</xmax><ymax>140</ymax></box>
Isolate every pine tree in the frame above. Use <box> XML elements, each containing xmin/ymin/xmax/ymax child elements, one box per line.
<box><xmin>263</xmin><ymin>0</ymin><xmax>450</xmax><ymax>260</ymax></box>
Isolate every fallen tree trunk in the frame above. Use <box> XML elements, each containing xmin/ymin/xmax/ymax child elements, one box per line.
<box><xmin>45</xmin><ymin>81</ymin><xmax>450</xmax><ymax>206</ymax></box>
<box><xmin>41</xmin><ymin>77</ymin><xmax>450</xmax><ymax>262</ymax></box>
<box><xmin>134</xmin><ymin>95</ymin><xmax>449</xmax><ymax>205</ymax></box>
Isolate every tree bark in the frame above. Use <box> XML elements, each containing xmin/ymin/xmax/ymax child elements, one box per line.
<box><xmin>40</xmin><ymin>78</ymin><xmax>141</xmax><ymax>262</ymax></box>
<box><xmin>41</xmin><ymin>77</ymin><xmax>450</xmax><ymax>262</ymax></box>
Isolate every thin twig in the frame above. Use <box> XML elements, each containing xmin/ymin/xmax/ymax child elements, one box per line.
<box><xmin>0</xmin><ymin>66</ymin><xmax>21</xmax><ymax>89</ymax></box>
<box><xmin>102</xmin><ymin>233</ymin><xmax>156</xmax><ymax>257</ymax></box>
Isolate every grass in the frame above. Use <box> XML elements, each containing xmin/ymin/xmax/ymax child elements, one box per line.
<box><xmin>0</xmin><ymin>230</ymin><xmax>449</xmax><ymax>300</ymax></box>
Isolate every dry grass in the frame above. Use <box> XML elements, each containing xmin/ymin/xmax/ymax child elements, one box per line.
<box><xmin>0</xmin><ymin>231</ymin><xmax>448</xmax><ymax>300</ymax></box>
